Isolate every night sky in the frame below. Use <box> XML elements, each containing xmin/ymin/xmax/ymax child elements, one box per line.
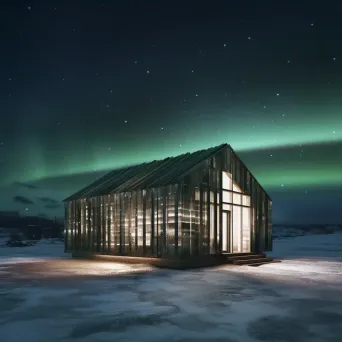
<box><xmin>1</xmin><ymin>0</ymin><xmax>341</xmax><ymax>224</ymax></box>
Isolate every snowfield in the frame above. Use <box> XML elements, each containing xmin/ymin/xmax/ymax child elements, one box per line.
<box><xmin>0</xmin><ymin>233</ymin><xmax>341</xmax><ymax>342</ymax></box>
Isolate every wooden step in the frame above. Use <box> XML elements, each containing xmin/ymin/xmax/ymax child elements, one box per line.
<box><xmin>222</xmin><ymin>252</ymin><xmax>263</xmax><ymax>257</ymax></box>
<box><xmin>233</xmin><ymin>257</ymin><xmax>273</xmax><ymax>265</ymax></box>
<box><xmin>248</xmin><ymin>260</ymin><xmax>282</xmax><ymax>267</ymax></box>
<box><xmin>225</xmin><ymin>253</ymin><xmax>266</xmax><ymax>261</ymax></box>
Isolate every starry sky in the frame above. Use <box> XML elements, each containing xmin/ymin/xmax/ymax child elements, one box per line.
<box><xmin>1</xmin><ymin>0</ymin><xmax>341</xmax><ymax>224</ymax></box>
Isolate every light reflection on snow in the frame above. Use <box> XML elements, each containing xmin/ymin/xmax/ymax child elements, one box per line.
<box><xmin>0</xmin><ymin>234</ymin><xmax>342</xmax><ymax>342</ymax></box>
<box><xmin>0</xmin><ymin>257</ymin><xmax>51</xmax><ymax>265</ymax></box>
<box><xmin>1</xmin><ymin>259</ymin><xmax>154</xmax><ymax>280</ymax></box>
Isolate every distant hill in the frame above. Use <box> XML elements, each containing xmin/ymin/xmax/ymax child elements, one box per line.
<box><xmin>273</xmin><ymin>224</ymin><xmax>342</xmax><ymax>240</ymax></box>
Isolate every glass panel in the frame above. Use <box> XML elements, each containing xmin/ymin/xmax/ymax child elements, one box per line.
<box><xmin>167</xmin><ymin>189</ymin><xmax>175</xmax><ymax>255</ymax></box>
<box><xmin>210</xmin><ymin>204</ymin><xmax>215</xmax><ymax>253</ymax></box>
<box><xmin>223</xmin><ymin>191</ymin><xmax>232</xmax><ymax>203</ymax></box>
<box><xmin>110</xmin><ymin>196</ymin><xmax>115</xmax><ymax>253</ymax></box>
<box><xmin>222</xmin><ymin>211</ymin><xmax>228</xmax><ymax>252</ymax></box>
<box><xmin>242</xmin><ymin>207</ymin><xmax>251</xmax><ymax>252</ymax></box>
<box><xmin>194</xmin><ymin>188</ymin><xmax>200</xmax><ymax>201</ymax></box>
<box><xmin>159</xmin><ymin>191</ymin><xmax>166</xmax><ymax>256</ymax></box>
<box><xmin>94</xmin><ymin>198</ymin><xmax>98</xmax><ymax>252</ymax></box>
<box><xmin>114</xmin><ymin>194</ymin><xmax>120</xmax><ymax>253</ymax></box>
<box><xmin>202</xmin><ymin>189</ymin><xmax>208</xmax><ymax>254</ymax></box>
<box><xmin>153</xmin><ymin>191</ymin><xmax>159</xmax><ymax>255</ymax></box>
<box><xmin>222</xmin><ymin>204</ymin><xmax>231</xmax><ymax>211</ymax></box>
<box><xmin>130</xmin><ymin>192</ymin><xmax>136</xmax><ymax>254</ymax></box>
<box><xmin>177</xmin><ymin>194</ymin><xmax>182</xmax><ymax>252</ymax></box>
<box><xmin>222</xmin><ymin>171</ymin><xmax>232</xmax><ymax>190</ymax></box>
<box><xmin>137</xmin><ymin>191</ymin><xmax>144</xmax><ymax>252</ymax></box>
<box><xmin>233</xmin><ymin>193</ymin><xmax>241</xmax><ymax>205</ymax></box>
<box><xmin>124</xmin><ymin>194</ymin><xmax>131</xmax><ymax>252</ymax></box>
<box><xmin>233</xmin><ymin>182</ymin><xmax>242</xmax><ymax>193</ymax></box>
<box><xmin>232</xmin><ymin>206</ymin><xmax>242</xmax><ymax>253</ymax></box>
<box><xmin>242</xmin><ymin>195</ymin><xmax>250</xmax><ymax>206</ymax></box>
<box><xmin>67</xmin><ymin>203</ymin><xmax>73</xmax><ymax>250</ymax></box>
<box><xmin>146</xmin><ymin>192</ymin><xmax>151</xmax><ymax>249</ymax></box>
<box><xmin>216</xmin><ymin>206</ymin><xmax>220</xmax><ymax>251</ymax></box>
<box><xmin>104</xmin><ymin>197</ymin><xmax>109</xmax><ymax>252</ymax></box>
<box><xmin>210</xmin><ymin>192</ymin><xmax>214</xmax><ymax>203</ymax></box>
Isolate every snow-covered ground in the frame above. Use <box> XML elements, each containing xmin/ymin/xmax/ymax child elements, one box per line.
<box><xmin>0</xmin><ymin>238</ymin><xmax>68</xmax><ymax>265</ymax></box>
<box><xmin>0</xmin><ymin>234</ymin><xmax>341</xmax><ymax>342</ymax></box>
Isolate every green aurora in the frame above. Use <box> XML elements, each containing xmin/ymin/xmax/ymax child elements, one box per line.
<box><xmin>5</xmin><ymin>119</ymin><xmax>341</xmax><ymax>189</ymax></box>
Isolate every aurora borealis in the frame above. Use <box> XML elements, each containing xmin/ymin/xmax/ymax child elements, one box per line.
<box><xmin>1</xmin><ymin>0</ymin><xmax>341</xmax><ymax>223</ymax></box>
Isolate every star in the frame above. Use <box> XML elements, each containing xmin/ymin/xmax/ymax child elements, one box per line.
<box><xmin>27</xmin><ymin>6</ymin><xmax>31</xmax><ymax>10</ymax></box>
<box><xmin>332</xmin><ymin>57</ymin><xmax>336</xmax><ymax>61</ymax></box>
<box><xmin>276</xmin><ymin>93</ymin><xmax>280</xmax><ymax>96</ymax></box>
<box><xmin>223</xmin><ymin>43</ymin><xmax>227</xmax><ymax>47</ymax></box>
<box><xmin>195</xmin><ymin>94</ymin><xmax>199</xmax><ymax>97</ymax></box>
<box><xmin>161</xmin><ymin>127</ymin><xmax>164</xmax><ymax>130</ymax></box>
<box><xmin>146</xmin><ymin>70</ymin><xmax>150</xmax><ymax>74</ymax></box>
<box><xmin>248</xmin><ymin>37</ymin><xmax>251</xmax><ymax>40</ymax></box>
<box><xmin>8</xmin><ymin>78</ymin><xmax>11</xmax><ymax>81</ymax></box>
<box><xmin>124</xmin><ymin>120</ymin><xmax>127</xmax><ymax>123</ymax></box>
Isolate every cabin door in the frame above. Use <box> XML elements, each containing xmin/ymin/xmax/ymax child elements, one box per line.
<box><xmin>222</xmin><ymin>210</ymin><xmax>231</xmax><ymax>252</ymax></box>
<box><xmin>230</xmin><ymin>207</ymin><xmax>251</xmax><ymax>253</ymax></box>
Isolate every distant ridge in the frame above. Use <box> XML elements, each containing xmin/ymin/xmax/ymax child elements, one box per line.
<box><xmin>273</xmin><ymin>224</ymin><xmax>342</xmax><ymax>240</ymax></box>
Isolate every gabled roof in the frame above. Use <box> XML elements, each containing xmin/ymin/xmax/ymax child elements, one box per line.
<box><xmin>63</xmin><ymin>144</ymin><xmax>229</xmax><ymax>202</ymax></box>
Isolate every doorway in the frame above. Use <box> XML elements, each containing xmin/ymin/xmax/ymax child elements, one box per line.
<box><xmin>222</xmin><ymin>210</ymin><xmax>231</xmax><ymax>252</ymax></box>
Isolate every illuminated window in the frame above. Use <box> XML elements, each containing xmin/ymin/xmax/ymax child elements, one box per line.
<box><xmin>223</xmin><ymin>191</ymin><xmax>232</xmax><ymax>203</ymax></box>
<box><xmin>222</xmin><ymin>171</ymin><xmax>232</xmax><ymax>190</ymax></box>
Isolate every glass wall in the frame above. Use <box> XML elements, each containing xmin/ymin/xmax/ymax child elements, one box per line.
<box><xmin>64</xmin><ymin>145</ymin><xmax>272</xmax><ymax>257</ymax></box>
<box><xmin>65</xmin><ymin>185</ymin><xmax>182</xmax><ymax>257</ymax></box>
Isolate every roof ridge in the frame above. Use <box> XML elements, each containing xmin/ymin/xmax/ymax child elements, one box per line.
<box><xmin>63</xmin><ymin>143</ymin><xmax>228</xmax><ymax>201</ymax></box>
